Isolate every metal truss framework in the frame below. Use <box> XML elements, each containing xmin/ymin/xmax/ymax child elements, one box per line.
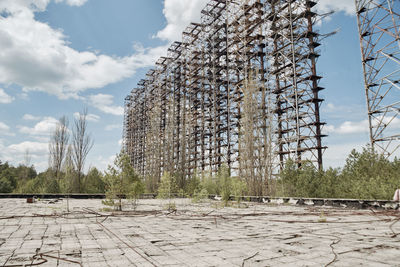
<box><xmin>355</xmin><ymin>0</ymin><xmax>400</xmax><ymax>157</ymax></box>
<box><xmin>124</xmin><ymin>0</ymin><xmax>326</xmax><ymax>192</ymax></box>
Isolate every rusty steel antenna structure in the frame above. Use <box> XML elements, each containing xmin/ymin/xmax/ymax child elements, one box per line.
<box><xmin>123</xmin><ymin>0</ymin><xmax>327</xmax><ymax>194</ymax></box>
<box><xmin>355</xmin><ymin>0</ymin><xmax>400</xmax><ymax>157</ymax></box>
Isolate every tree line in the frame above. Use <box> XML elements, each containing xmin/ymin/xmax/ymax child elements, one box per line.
<box><xmin>0</xmin><ymin>108</ymin><xmax>100</xmax><ymax>194</ymax></box>
<box><xmin>278</xmin><ymin>147</ymin><xmax>400</xmax><ymax>200</ymax></box>
<box><xmin>1</xmin><ymin>109</ymin><xmax>399</xmax><ymax>201</ymax></box>
<box><xmin>144</xmin><ymin>146</ymin><xmax>400</xmax><ymax>201</ymax></box>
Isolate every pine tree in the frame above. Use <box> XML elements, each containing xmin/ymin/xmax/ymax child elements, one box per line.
<box><xmin>103</xmin><ymin>151</ymin><xmax>144</xmax><ymax>211</ymax></box>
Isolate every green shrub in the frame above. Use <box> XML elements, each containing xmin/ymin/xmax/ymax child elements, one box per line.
<box><xmin>185</xmin><ymin>172</ymin><xmax>201</xmax><ymax>196</ymax></box>
<box><xmin>157</xmin><ymin>172</ymin><xmax>176</xmax><ymax>199</ymax></box>
<box><xmin>0</xmin><ymin>177</ymin><xmax>13</xmax><ymax>193</ymax></box>
<box><xmin>157</xmin><ymin>172</ymin><xmax>177</xmax><ymax>211</ymax></box>
<box><xmin>278</xmin><ymin>146</ymin><xmax>400</xmax><ymax>200</ymax></box>
<box><xmin>102</xmin><ymin>151</ymin><xmax>144</xmax><ymax>211</ymax></box>
<box><xmin>200</xmin><ymin>174</ymin><xmax>218</xmax><ymax>195</ymax></box>
<box><xmin>192</xmin><ymin>188</ymin><xmax>209</xmax><ymax>203</ymax></box>
<box><xmin>216</xmin><ymin>165</ymin><xmax>232</xmax><ymax>204</ymax></box>
<box><xmin>83</xmin><ymin>167</ymin><xmax>105</xmax><ymax>193</ymax></box>
<box><xmin>127</xmin><ymin>181</ymin><xmax>145</xmax><ymax>210</ymax></box>
<box><xmin>232</xmin><ymin>177</ymin><xmax>247</xmax><ymax>203</ymax></box>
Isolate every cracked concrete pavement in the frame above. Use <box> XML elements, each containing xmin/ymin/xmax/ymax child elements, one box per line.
<box><xmin>0</xmin><ymin>198</ymin><xmax>399</xmax><ymax>266</ymax></box>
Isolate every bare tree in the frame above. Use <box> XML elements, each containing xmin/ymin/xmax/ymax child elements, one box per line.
<box><xmin>239</xmin><ymin>71</ymin><xmax>268</xmax><ymax>196</ymax></box>
<box><xmin>63</xmin><ymin>145</ymin><xmax>74</xmax><ymax>173</ymax></box>
<box><xmin>72</xmin><ymin>108</ymin><xmax>93</xmax><ymax>192</ymax></box>
<box><xmin>49</xmin><ymin>116</ymin><xmax>69</xmax><ymax>180</ymax></box>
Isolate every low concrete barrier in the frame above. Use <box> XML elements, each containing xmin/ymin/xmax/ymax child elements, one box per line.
<box><xmin>230</xmin><ymin>195</ymin><xmax>400</xmax><ymax>210</ymax></box>
<box><xmin>1</xmin><ymin>193</ymin><xmax>398</xmax><ymax>209</ymax></box>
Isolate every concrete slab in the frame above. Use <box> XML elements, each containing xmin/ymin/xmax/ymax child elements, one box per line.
<box><xmin>0</xmin><ymin>198</ymin><xmax>399</xmax><ymax>266</ymax></box>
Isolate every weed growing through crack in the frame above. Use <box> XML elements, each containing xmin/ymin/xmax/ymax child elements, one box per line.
<box><xmin>318</xmin><ymin>211</ymin><xmax>327</xmax><ymax>223</ymax></box>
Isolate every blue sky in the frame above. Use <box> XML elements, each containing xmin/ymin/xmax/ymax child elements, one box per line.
<box><xmin>0</xmin><ymin>0</ymin><xmax>391</xmax><ymax>172</ymax></box>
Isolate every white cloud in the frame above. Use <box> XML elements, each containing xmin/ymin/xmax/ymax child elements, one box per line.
<box><xmin>18</xmin><ymin>92</ymin><xmax>29</xmax><ymax>100</ymax></box>
<box><xmin>0</xmin><ymin>88</ymin><xmax>14</xmax><ymax>103</ymax></box>
<box><xmin>335</xmin><ymin>120</ymin><xmax>369</xmax><ymax>134</ymax></box>
<box><xmin>0</xmin><ymin>0</ymin><xmax>208</xmax><ymax>101</ymax></box>
<box><xmin>0</xmin><ymin>0</ymin><xmax>160</xmax><ymax>100</ymax></box>
<box><xmin>317</xmin><ymin>0</ymin><xmax>355</xmax><ymax>16</ymax></box>
<box><xmin>0</xmin><ymin>122</ymin><xmax>10</xmax><ymax>132</ymax></box>
<box><xmin>324</xmin><ymin>140</ymin><xmax>400</xmax><ymax>168</ymax></box>
<box><xmin>322</xmin><ymin>125</ymin><xmax>335</xmax><ymax>135</ymax></box>
<box><xmin>324</xmin><ymin>142</ymin><xmax>365</xmax><ymax>168</ymax></box>
<box><xmin>155</xmin><ymin>0</ymin><xmax>351</xmax><ymax>44</ymax></box>
<box><xmin>156</xmin><ymin>0</ymin><xmax>209</xmax><ymax>42</ymax></box>
<box><xmin>105</xmin><ymin>124</ymin><xmax>121</xmax><ymax>131</ymax></box>
<box><xmin>55</xmin><ymin>0</ymin><xmax>88</xmax><ymax>7</ymax></box>
<box><xmin>324</xmin><ymin>103</ymin><xmax>336</xmax><ymax>112</ymax></box>
<box><xmin>326</xmin><ymin>117</ymin><xmax>400</xmax><ymax>135</ymax></box>
<box><xmin>18</xmin><ymin>117</ymin><xmax>57</xmax><ymax>137</ymax></box>
<box><xmin>0</xmin><ymin>121</ymin><xmax>14</xmax><ymax>136</ymax></box>
<box><xmin>73</xmin><ymin>112</ymin><xmax>100</xmax><ymax>122</ymax></box>
<box><xmin>131</xmin><ymin>43</ymin><xmax>170</xmax><ymax>68</ymax></box>
<box><xmin>0</xmin><ymin>140</ymin><xmax>49</xmax><ymax>171</ymax></box>
<box><xmin>323</xmin><ymin>120</ymin><xmax>369</xmax><ymax>135</ymax></box>
<box><xmin>0</xmin><ymin>0</ymin><xmax>355</xmax><ymax>104</ymax></box>
<box><xmin>0</xmin><ymin>0</ymin><xmax>51</xmax><ymax>13</ymax></box>
<box><xmin>88</xmin><ymin>94</ymin><xmax>124</xmax><ymax>116</ymax></box>
<box><xmin>109</xmin><ymin>154</ymin><xmax>116</xmax><ymax>165</ymax></box>
<box><xmin>7</xmin><ymin>141</ymin><xmax>48</xmax><ymax>155</ymax></box>
<box><xmin>22</xmin><ymin>114</ymin><xmax>41</xmax><ymax>121</ymax></box>
<box><xmin>0</xmin><ymin>122</ymin><xmax>14</xmax><ymax>136</ymax></box>
<box><xmin>91</xmin><ymin>154</ymin><xmax>117</xmax><ymax>171</ymax></box>
<box><xmin>323</xmin><ymin>103</ymin><xmax>365</xmax><ymax>118</ymax></box>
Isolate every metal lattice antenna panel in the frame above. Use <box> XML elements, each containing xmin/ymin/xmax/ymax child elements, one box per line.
<box><xmin>355</xmin><ymin>0</ymin><xmax>400</xmax><ymax>157</ymax></box>
<box><xmin>123</xmin><ymin>0</ymin><xmax>327</xmax><ymax>195</ymax></box>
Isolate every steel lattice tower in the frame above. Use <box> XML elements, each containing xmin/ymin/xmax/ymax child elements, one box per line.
<box><xmin>123</xmin><ymin>0</ymin><xmax>327</xmax><ymax>194</ymax></box>
<box><xmin>355</xmin><ymin>0</ymin><xmax>400</xmax><ymax>157</ymax></box>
